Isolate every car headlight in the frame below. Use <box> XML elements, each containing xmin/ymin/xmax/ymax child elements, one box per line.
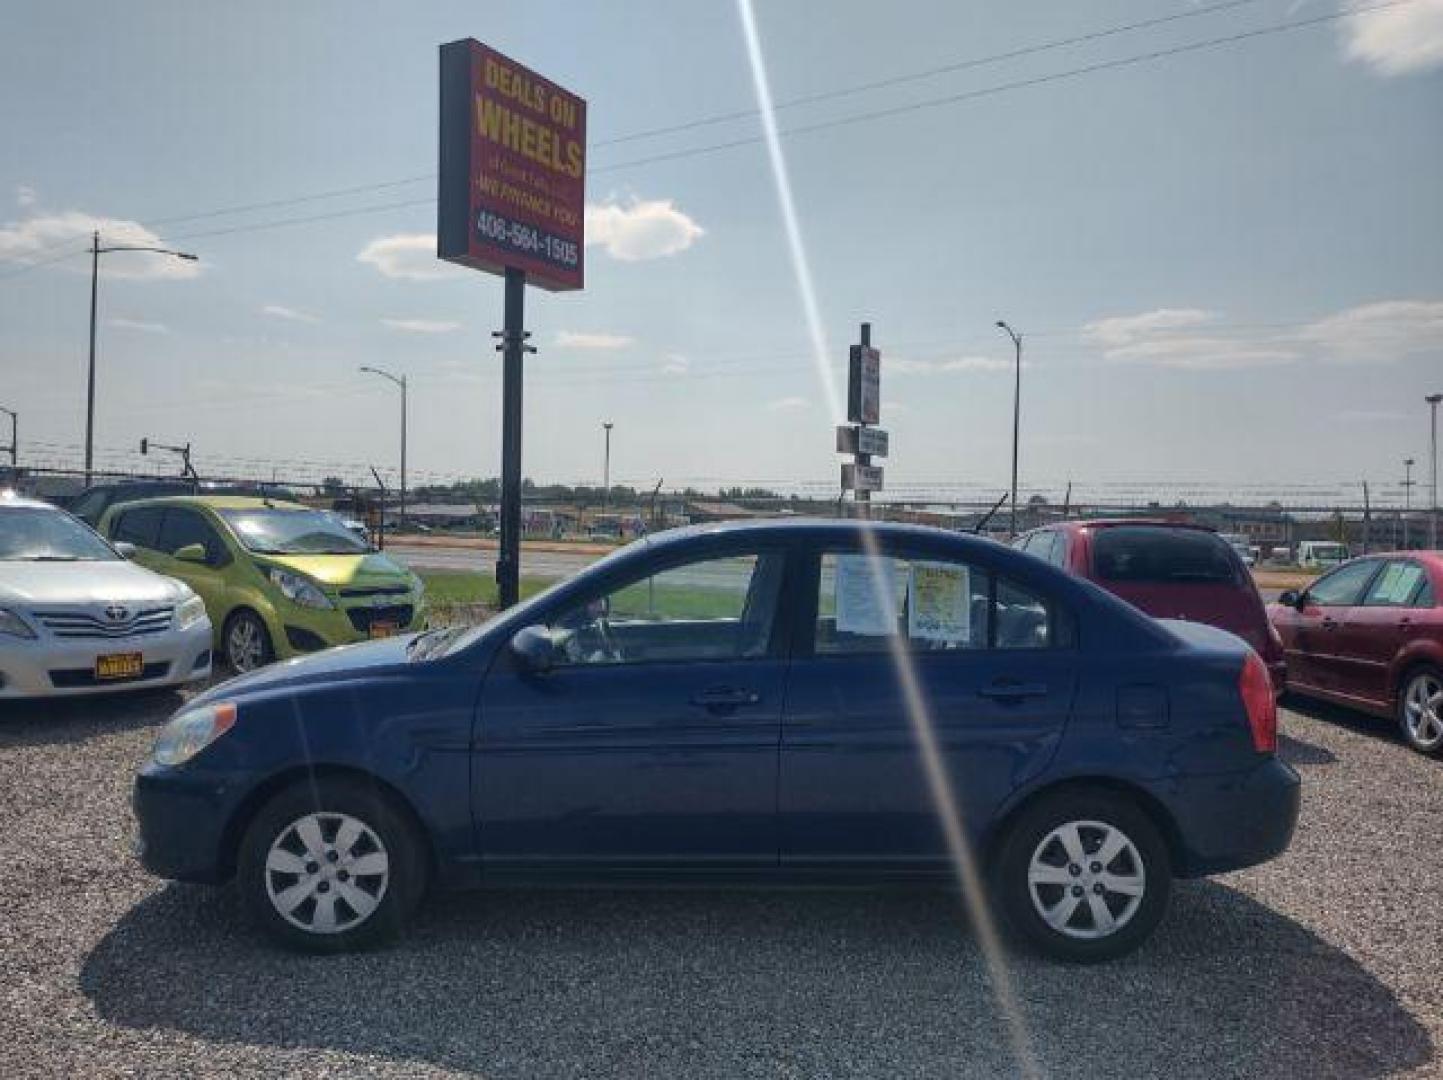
<box><xmin>152</xmin><ymin>702</ymin><xmax>237</xmax><ymax>767</ymax></box>
<box><xmin>268</xmin><ymin>568</ymin><xmax>334</xmax><ymax>609</ymax></box>
<box><xmin>174</xmin><ymin>592</ymin><xmax>208</xmax><ymax>630</ymax></box>
<box><xmin>0</xmin><ymin>607</ymin><xmax>36</xmax><ymax>639</ymax></box>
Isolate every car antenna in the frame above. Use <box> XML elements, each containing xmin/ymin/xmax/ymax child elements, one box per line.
<box><xmin>973</xmin><ymin>490</ymin><xmax>1010</xmax><ymax>535</ymax></box>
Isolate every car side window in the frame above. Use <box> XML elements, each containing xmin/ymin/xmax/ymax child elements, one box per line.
<box><xmin>111</xmin><ymin>506</ymin><xmax>164</xmax><ymax>549</ymax></box>
<box><xmin>814</xmin><ymin>551</ymin><xmax>995</xmax><ymax>654</ymax></box>
<box><xmin>157</xmin><ymin>508</ymin><xmax>228</xmax><ymax>565</ymax></box>
<box><xmin>1307</xmin><ymin>559</ymin><xmax>1381</xmax><ymax>607</ymax></box>
<box><xmin>546</xmin><ymin>551</ymin><xmax>784</xmax><ymax>666</ymax></box>
<box><xmin>1361</xmin><ymin>561</ymin><xmax>1430</xmax><ymax>608</ymax></box>
<box><xmin>1044</xmin><ymin>530</ymin><xmax>1067</xmax><ymax>567</ymax></box>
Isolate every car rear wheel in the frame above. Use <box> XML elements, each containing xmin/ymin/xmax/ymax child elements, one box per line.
<box><xmin>993</xmin><ymin>789</ymin><xmax>1171</xmax><ymax>963</ymax></box>
<box><xmin>1399</xmin><ymin>667</ymin><xmax>1443</xmax><ymax>756</ymax></box>
<box><xmin>224</xmin><ymin>610</ymin><xmax>272</xmax><ymax>672</ymax></box>
<box><xmin>238</xmin><ymin>777</ymin><xmax>427</xmax><ymax>952</ymax></box>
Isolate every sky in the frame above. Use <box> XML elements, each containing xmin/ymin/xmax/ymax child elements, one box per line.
<box><xmin>1</xmin><ymin>0</ymin><xmax>1441</xmax><ymax>506</ymax></box>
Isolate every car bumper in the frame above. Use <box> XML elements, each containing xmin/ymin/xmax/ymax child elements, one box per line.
<box><xmin>1144</xmin><ymin>757</ymin><xmax>1301</xmax><ymax>877</ymax></box>
<box><xmin>271</xmin><ymin>598</ymin><xmax>427</xmax><ymax>659</ymax></box>
<box><xmin>133</xmin><ymin>761</ymin><xmax>240</xmax><ymax>884</ymax></box>
<box><xmin>0</xmin><ymin>620</ymin><xmax>212</xmax><ymax>699</ymax></box>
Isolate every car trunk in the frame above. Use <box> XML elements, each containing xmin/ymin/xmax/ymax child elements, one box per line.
<box><xmin>1102</xmin><ymin>580</ymin><xmax>1270</xmax><ymax>654</ymax></box>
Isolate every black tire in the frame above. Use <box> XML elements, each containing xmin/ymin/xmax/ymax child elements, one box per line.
<box><xmin>992</xmin><ymin>788</ymin><xmax>1171</xmax><ymax>963</ymax></box>
<box><xmin>223</xmin><ymin>609</ymin><xmax>273</xmax><ymax>673</ymax></box>
<box><xmin>237</xmin><ymin>776</ymin><xmax>428</xmax><ymax>953</ymax></box>
<box><xmin>1397</xmin><ymin>665</ymin><xmax>1443</xmax><ymax>756</ymax></box>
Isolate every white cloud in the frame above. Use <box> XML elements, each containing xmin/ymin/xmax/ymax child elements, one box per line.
<box><xmin>1082</xmin><ymin>308</ymin><xmax>1216</xmax><ymax>348</ymax></box>
<box><xmin>890</xmin><ymin>355</ymin><xmax>1014</xmax><ymax>375</ymax></box>
<box><xmin>1298</xmin><ymin>299</ymin><xmax>1443</xmax><ymax>362</ymax></box>
<box><xmin>357</xmin><ymin>233</ymin><xmax>464</xmax><ymax>281</ymax></box>
<box><xmin>1340</xmin><ymin>0</ymin><xmax>1443</xmax><ymax>75</ymax></box>
<box><xmin>660</xmin><ymin>354</ymin><xmax>690</xmax><ymax>375</ymax></box>
<box><xmin>586</xmin><ymin>197</ymin><xmax>704</xmax><ymax>261</ymax></box>
<box><xmin>766</xmin><ymin>396</ymin><xmax>810</xmax><ymax>412</ymax></box>
<box><xmin>555</xmin><ymin>331</ymin><xmax>635</xmax><ymax>349</ymax></box>
<box><xmin>261</xmin><ymin>304</ymin><xmax>319</xmax><ymax>324</ymax></box>
<box><xmin>1083</xmin><ymin>307</ymin><xmax>1296</xmax><ymax>369</ymax></box>
<box><xmin>108</xmin><ymin>318</ymin><xmax>169</xmax><ymax>334</ymax></box>
<box><xmin>381</xmin><ymin>317</ymin><xmax>461</xmax><ymax>334</ymax></box>
<box><xmin>0</xmin><ymin>210</ymin><xmax>201</xmax><ymax>280</ymax></box>
<box><xmin>16</xmin><ymin>186</ymin><xmax>36</xmax><ymax>208</ymax></box>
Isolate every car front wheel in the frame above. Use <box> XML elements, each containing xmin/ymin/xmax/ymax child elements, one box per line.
<box><xmin>237</xmin><ymin>777</ymin><xmax>428</xmax><ymax>952</ymax></box>
<box><xmin>224</xmin><ymin>610</ymin><xmax>272</xmax><ymax>672</ymax></box>
<box><xmin>1399</xmin><ymin>667</ymin><xmax>1443</xmax><ymax>756</ymax></box>
<box><xmin>993</xmin><ymin>789</ymin><xmax>1171</xmax><ymax>963</ymax></box>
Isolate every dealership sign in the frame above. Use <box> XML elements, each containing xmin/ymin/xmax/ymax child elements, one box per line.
<box><xmin>438</xmin><ymin>40</ymin><xmax>586</xmax><ymax>291</ymax></box>
<box><xmin>847</xmin><ymin>344</ymin><xmax>880</xmax><ymax>425</ymax></box>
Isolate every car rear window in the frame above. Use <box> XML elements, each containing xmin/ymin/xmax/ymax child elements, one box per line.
<box><xmin>1091</xmin><ymin>527</ymin><xmax>1239</xmax><ymax>584</ymax></box>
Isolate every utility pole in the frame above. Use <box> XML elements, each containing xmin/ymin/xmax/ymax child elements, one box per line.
<box><xmin>996</xmin><ymin>320</ymin><xmax>1023</xmax><ymax>537</ymax></box>
<box><xmin>493</xmin><ymin>268</ymin><xmax>533</xmax><ymax>609</ymax></box>
<box><xmin>1428</xmin><ymin>394</ymin><xmax>1441</xmax><ymax>550</ymax></box>
<box><xmin>85</xmin><ymin>231</ymin><xmax>198</xmax><ymax>486</ymax></box>
<box><xmin>359</xmin><ymin>366</ymin><xmax>408</xmax><ymax>532</ymax></box>
<box><xmin>1402</xmin><ymin>458</ymin><xmax>1416</xmax><ymax>550</ymax></box>
<box><xmin>602</xmin><ymin>421</ymin><xmax>613</xmax><ymax>506</ymax></box>
<box><xmin>0</xmin><ymin>405</ymin><xmax>15</xmax><ymax>470</ymax></box>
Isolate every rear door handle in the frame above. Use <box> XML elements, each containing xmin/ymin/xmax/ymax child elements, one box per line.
<box><xmin>690</xmin><ymin>686</ymin><xmax>760</xmax><ymax>711</ymax></box>
<box><xmin>977</xmin><ymin>681</ymin><xmax>1049</xmax><ymax>701</ymax></box>
<box><xmin>1321</xmin><ymin>617</ymin><xmax>1338</xmax><ymax>630</ymax></box>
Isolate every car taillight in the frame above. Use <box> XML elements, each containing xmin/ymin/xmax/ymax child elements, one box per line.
<box><xmin>1239</xmin><ymin>651</ymin><xmax>1277</xmax><ymax>754</ymax></box>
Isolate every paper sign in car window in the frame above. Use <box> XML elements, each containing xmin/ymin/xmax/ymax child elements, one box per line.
<box><xmin>909</xmin><ymin>561</ymin><xmax>972</xmax><ymax>643</ymax></box>
<box><xmin>834</xmin><ymin>554</ymin><xmax>900</xmax><ymax>636</ymax></box>
<box><xmin>1377</xmin><ymin>563</ymin><xmax>1423</xmax><ymax>604</ymax></box>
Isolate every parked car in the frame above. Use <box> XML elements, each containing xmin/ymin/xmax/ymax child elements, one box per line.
<box><xmin>68</xmin><ymin>479</ymin><xmax>282</xmax><ymax>528</ymax></box>
<box><xmin>1218</xmin><ymin>533</ymin><xmax>1256</xmax><ymax>567</ymax></box>
<box><xmin>1269</xmin><ymin>552</ymin><xmax>1443</xmax><ymax>755</ymax></box>
<box><xmin>1013</xmin><ymin>520</ymin><xmax>1286</xmax><ymax>691</ymax></box>
<box><xmin>1297</xmin><ymin>541</ymin><xmax>1350</xmax><ymax>569</ymax></box>
<box><xmin>0</xmin><ymin>492</ymin><xmax>212</xmax><ymax>698</ymax></box>
<box><xmin>98</xmin><ymin>496</ymin><xmax>425</xmax><ymax>673</ymax></box>
<box><xmin>132</xmin><ymin>520</ymin><xmax>1298</xmax><ymax>961</ymax></box>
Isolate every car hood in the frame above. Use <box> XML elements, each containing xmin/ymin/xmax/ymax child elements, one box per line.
<box><xmin>261</xmin><ymin>551</ymin><xmax>412</xmax><ymax>588</ymax></box>
<box><xmin>0</xmin><ymin>559</ymin><xmax>186</xmax><ymax>607</ymax></box>
<box><xmin>195</xmin><ymin>633</ymin><xmax>423</xmax><ymax>703</ymax></box>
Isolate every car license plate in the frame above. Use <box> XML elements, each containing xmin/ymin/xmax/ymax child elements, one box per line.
<box><xmin>369</xmin><ymin>621</ymin><xmax>399</xmax><ymax>640</ymax></box>
<box><xmin>96</xmin><ymin>652</ymin><xmax>144</xmax><ymax>680</ymax></box>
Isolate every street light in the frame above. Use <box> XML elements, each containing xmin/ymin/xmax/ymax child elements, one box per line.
<box><xmin>1402</xmin><ymin>458</ymin><xmax>1416</xmax><ymax>550</ymax></box>
<box><xmin>1428</xmin><ymin>394</ymin><xmax>1442</xmax><ymax>550</ymax></box>
<box><xmin>995</xmin><ymin>320</ymin><xmax>1023</xmax><ymax>537</ymax></box>
<box><xmin>602</xmin><ymin>421</ymin><xmax>614</xmax><ymax>506</ymax></box>
<box><xmin>0</xmin><ymin>405</ymin><xmax>15</xmax><ymax>470</ymax></box>
<box><xmin>86</xmin><ymin>230</ymin><xmax>198</xmax><ymax>485</ymax></box>
<box><xmin>359</xmin><ymin>366</ymin><xmax>408</xmax><ymax>532</ymax></box>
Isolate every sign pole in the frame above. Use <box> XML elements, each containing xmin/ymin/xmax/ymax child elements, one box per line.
<box><xmin>855</xmin><ymin>323</ymin><xmax>872</xmax><ymax>519</ymax></box>
<box><xmin>496</xmin><ymin>266</ymin><xmax>529</xmax><ymax>609</ymax></box>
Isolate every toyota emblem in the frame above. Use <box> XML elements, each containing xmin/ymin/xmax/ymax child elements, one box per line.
<box><xmin>104</xmin><ymin>603</ymin><xmax>129</xmax><ymax>622</ymax></box>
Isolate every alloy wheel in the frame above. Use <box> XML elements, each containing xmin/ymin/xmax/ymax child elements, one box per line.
<box><xmin>1027</xmin><ymin>819</ymin><xmax>1146</xmax><ymax>940</ymax></box>
<box><xmin>264</xmin><ymin>812</ymin><xmax>390</xmax><ymax>935</ymax></box>
<box><xmin>227</xmin><ymin>616</ymin><xmax>265</xmax><ymax>672</ymax></box>
<box><xmin>1403</xmin><ymin>673</ymin><xmax>1443</xmax><ymax>751</ymax></box>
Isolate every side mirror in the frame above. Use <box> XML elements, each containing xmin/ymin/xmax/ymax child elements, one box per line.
<box><xmin>113</xmin><ymin>541</ymin><xmax>137</xmax><ymax>559</ymax></box>
<box><xmin>173</xmin><ymin>543</ymin><xmax>208</xmax><ymax>565</ymax></box>
<box><xmin>509</xmin><ymin>624</ymin><xmax>556</xmax><ymax>674</ymax></box>
<box><xmin>1278</xmin><ymin>589</ymin><xmax>1306</xmax><ymax>610</ymax></box>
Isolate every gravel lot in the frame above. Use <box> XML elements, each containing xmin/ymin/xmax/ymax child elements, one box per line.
<box><xmin>0</xmin><ymin>689</ymin><xmax>1438</xmax><ymax>1079</ymax></box>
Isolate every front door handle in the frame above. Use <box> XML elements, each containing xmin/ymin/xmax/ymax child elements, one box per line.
<box><xmin>690</xmin><ymin>686</ymin><xmax>761</xmax><ymax>712</ymax></box>
<box><xmin>1321</xmin><ymin>617</ymin><xmax>1338</xmax><ymax>630</ymax></box>
<box><xmin>977</xmin><ymin>680</ymin><xmax>1049</xmax><ymax>702</ymax></box>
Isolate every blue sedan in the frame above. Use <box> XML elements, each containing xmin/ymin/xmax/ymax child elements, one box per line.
<box><xmin>133</xmin><ymin>520</ymin><xmax>1299</xmax><ymax>961</ymax></box>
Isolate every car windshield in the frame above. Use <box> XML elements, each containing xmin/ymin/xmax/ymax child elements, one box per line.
<box><xmin>0</xmin><ymin>507</ymin><xmax>119</xmax><ymax>562</ymax></box>
<box><xmin>1092</xmin><ymin>527</ymin><xmax>1238</xmax><ymax>584</ymax></box>
<box><xmin>219</xmin><ymin>508</ymin><xmax>370</xmax><ymax>555</ymax></box>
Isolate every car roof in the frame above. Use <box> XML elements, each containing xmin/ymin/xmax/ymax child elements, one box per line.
<box><xmin>103</xmin><ymin>494</ymin><xmax>309</xmax><ymax>513</ymax></box>
<box><xmin>635</xmin><ymin>516</ymin><xmax>1009</xmax><ymax>552</ymax></box>
<box><xmin>1057</xmin><ymin>518</ymin><xmax>1219</xmax><ymax>532</ymax></box>
<box><xmin>0</xmin><ymin>491</ymin><xmax>57</xmax><ymax>511</ymax></box>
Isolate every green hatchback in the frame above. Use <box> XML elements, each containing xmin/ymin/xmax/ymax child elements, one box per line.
<box><xmin>99</xmin><ymin>496</ymin><xmax>425</xmax><ymax>671</ymax></box>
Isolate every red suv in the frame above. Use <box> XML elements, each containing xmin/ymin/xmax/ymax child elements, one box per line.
<box><xmin>1015</xmin><ymin>520</ymin><xmax>1286</xmax><ymax>690</ymax></box>
<box><xmin>1268</xmin><ymin>552</ymin><xmax>1443</xmax><ymax>755</ymax></box>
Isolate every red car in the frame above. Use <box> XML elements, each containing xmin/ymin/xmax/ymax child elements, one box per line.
<box><xmin>1015</xmin><ymin>520</ymin><xmax>1286</xmax><ymax>690</ymax></box>
<box><xmin>1268</xmin><ymin>552</ymin><xmax>1443</xmax><ymax>756</ymax></box>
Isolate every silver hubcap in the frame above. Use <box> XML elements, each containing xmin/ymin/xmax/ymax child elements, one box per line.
<box><xmin>1403</xmin><ymin>674</ymin><xmax>1443</xmax><ymax>750</ymax></box>
<box><xmin>265</xmin><ymin>812</ymin><xmax>389</xmax><ymax>935</ymax></box>
<box><xmin>228</xmin><ymin>618</ymin><xmax>264</xmax><ymax>671</ymax></box>
<box><xmin>1028</xmin><ymin>820</ymin><xmax>1146</xmax><ymax>940</ymax></box>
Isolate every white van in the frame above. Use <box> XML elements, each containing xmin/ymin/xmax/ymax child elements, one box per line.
<box><xmin>1298</xmin><ymin>541</ymin><xmax>1350</xmax><ymax>568</ymax></box>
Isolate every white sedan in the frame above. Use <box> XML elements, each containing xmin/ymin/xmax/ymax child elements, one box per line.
<box><xmin>0</xmin><ymin>493</ymin><xmax>212</xmax><ymax>698</ymax></box>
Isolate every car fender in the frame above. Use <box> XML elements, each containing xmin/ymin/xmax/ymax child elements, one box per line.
<box><xmin>1389</xmin><ymin>638</ymin><xmax>1443</xmax><ymax>697</ymax></box>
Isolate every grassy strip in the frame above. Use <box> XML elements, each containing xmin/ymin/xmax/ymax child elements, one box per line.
<box><xmin>417</xmin><ymin>569</ymin><xmax>555</xmax><ymax>608</ymax></box>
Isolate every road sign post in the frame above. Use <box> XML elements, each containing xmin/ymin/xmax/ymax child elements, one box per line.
<box><xmin>839</xmin><ymin>323</ymin><xmax>886</xmax><ymax>517</ymax></box>
<box><xmin>438</xmin><ymin>39</ymin><xmax>586</xmax><ymax>607</ymax></box>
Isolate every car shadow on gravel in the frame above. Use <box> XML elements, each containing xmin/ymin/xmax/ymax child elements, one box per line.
<box><xmin>0</xmin><ymin>688</ymin><xmax>186</xmax><ymax>748</ymax></box>
<box><xmin>80</xmin><ymin>880</ymin><xmax>1431</xmax><ymax>1079</ymax></box>
<box><xmin>1284</xmin><ymin>696</ymin><xmax>1416</xmax><ymax>753</ymax></box>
